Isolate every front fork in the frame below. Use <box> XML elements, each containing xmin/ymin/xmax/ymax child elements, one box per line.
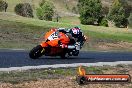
<box><xmin>40</xmin><ymin>42</ymin><xmax>48</xmax><ymax>54</ymax></box>
<box><xmin>40</xmin><ymin>48</ymin><xmax>45</xmax><ymax>54</ymax></box>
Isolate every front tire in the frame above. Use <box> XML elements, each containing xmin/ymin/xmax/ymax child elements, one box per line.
<box><xmin>60</xmin><ymin>49</ymin><xmax>67</xmax><ymax>58</ymax></box>
<box><xmin>29</xmin><ymin>45</ymin><xmax>44</xmax><ymax>59</ymax></box>
<box><xmin>60</xmin><ymin>52</ymin><xmax>66</xmax><ymax>58</ymax></box>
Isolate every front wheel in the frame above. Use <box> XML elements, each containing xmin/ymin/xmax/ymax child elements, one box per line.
<box><xmin>60</xmin><ymin>52</ymin><xmax>66</xmax><ymax>58</ymax></box>
<box><xmin>29</xmin><ymin>45</ymin><xmax>44</xmax><ymax>59</ymax></box>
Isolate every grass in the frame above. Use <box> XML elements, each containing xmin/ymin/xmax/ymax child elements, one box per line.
<box><xmin>0</xmin><ymin>65</ymin><xmax>131</xmax><ymax>84</ymax></box>
<box><xmin>53</xmin><ymin>16</ymin><xmax>80</xmax><ymax>24</ymax></box>
<box><xmin>5</xmin><ymin>0</ymin><xmax>77</xmax><ymax>17</ymax></box>
<box><xmin>0</xmin><ymin>12</ymin><xmax>132</xmax><ymax>50</ymax></box>
<box><xmin>0</xmin><ymin>67</ymin><xmax>103</xmax><ymax>84</ymax></box>
<box><xmin>0</xmin><ymin>19</ymin><xmax>49</xmax><ymax>49</ymax></box>
<box><xmin>6</xmin><ymin>0</ymin><xmax>34</xmax><ymax>13</ymax></box>
<box><xmin>1</xmin><ymin>12</ymin><xmax>132</xmax><ymax>37</ymax></box>
<box><xmin>0</xmin><ymin>66</ymin><xmax>131</xmax><ymax>88</ymax></box>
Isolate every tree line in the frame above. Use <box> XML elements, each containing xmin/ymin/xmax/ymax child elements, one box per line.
<box><xmin>0</xmin><ymin>0</ymin><xmax>131</xmax><ymax>28</ymax></box>
<box><xmin>78</xmin><ymin>0</ymin><xmax>131</xmax><ymax>28</ymax></box>
<box><xmin>0</xmin><ymin>0</ymin><xmax>54</xmax><ymax>21</ymax></box>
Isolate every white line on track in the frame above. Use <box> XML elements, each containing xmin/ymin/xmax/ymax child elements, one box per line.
<box><xmin>0</xmin><ymin>61</ymin><xmax>132</xmax><ymax>71</ymax></box>
<box><xmin>11</xmin><ymin>49</ymin><xmax>26</xmax><ymax>50</ymax></box>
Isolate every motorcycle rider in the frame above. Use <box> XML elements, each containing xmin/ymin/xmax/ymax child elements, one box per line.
<box><xmin>58</xmin><ymin>26</ymin><xmax>85</xmax><ymax>48</ymax></box>
<box><xmin>68</xmin><ymin>26</ymin><xmax>85</xmax><ymax>49</ymax></box>
<box><xmin>57</xmin><ymin>26</ymin><xmax>86</xmax><ymax>55</ymax></box>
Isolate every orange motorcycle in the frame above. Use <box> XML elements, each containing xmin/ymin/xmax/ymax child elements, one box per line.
<box><xmin>29</xmin><ymin>29</ymin><xmax>80</xmax><ymax>59</ymax></box>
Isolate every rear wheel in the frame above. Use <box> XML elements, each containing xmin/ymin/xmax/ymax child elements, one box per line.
<box><xmin>72</xmin><ymin>50</ymin><xmax>79</xmax><ymax>56</ymax></box>
<box><xmin>29</xmin><ymin>45</ymin><xmax>44</xmax><ymax>59</ymax></box>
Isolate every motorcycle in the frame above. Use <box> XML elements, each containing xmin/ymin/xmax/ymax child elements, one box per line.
<box><xmin>29</xmin><ymin>29</ymin><xmax>83</xmax><ymax>59</ymax></box>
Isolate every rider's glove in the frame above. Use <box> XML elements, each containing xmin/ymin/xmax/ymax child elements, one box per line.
<box><xmin>60</xmin><ymin>44</ymin><xmax>68</xmax><ymax>48</ymax></box>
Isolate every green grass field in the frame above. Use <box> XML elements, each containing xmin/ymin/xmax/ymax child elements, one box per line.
<box><xmin>0</xmin><ymin>12</ymin><xmax>132</xmax><ymax>50</ymax></box>
<box><xmin>1</xmin><ymin>12</ymin><xmax>132</xmax><ymax>40</ymax></box>
<box><xmin>53</xmin><ymin>16</ymin><xmax>80</xmax><ymax>24</ymax></box>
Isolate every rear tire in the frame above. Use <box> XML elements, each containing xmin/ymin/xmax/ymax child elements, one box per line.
<box><xmin>29</xmin><ymin>45</ymin><xmax>44</xmax><ymax>59</ymax></box>
<box><xmin>72</xmin><ymin>50</ymin><xmax>79</xmax><ymax>56</ymax></box>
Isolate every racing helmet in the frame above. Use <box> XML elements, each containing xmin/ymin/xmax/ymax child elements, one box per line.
<box><xmin>74</xmin><ymin>26</ymin><xmax>81</xmax><ymax>29</ymax></box>
<box><xmin>70</xmin><ymin>26</ymin><xmax>81</xmax><ymax>38</ymax></box>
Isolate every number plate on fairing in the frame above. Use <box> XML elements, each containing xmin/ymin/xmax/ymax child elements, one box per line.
<box><xmin>48</xmin><ymin>32</ymin><xmax>59</xmax><ymax>40</ymax></box>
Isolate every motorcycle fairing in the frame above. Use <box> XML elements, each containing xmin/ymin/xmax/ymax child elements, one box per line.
<box><xmin>41</xmin><ymin>30</ymin><xmax>70</xmax><ymax>47</ymax></box>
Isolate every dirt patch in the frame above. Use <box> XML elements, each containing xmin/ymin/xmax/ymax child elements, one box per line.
<box><xmin>82</xmin><ymin>40</ymin><xmax>132</xmax><ymax>51</ymax></box>
<box><xmin>96</xmin><ymin>42</ymin><xmax>132</xmax><ymax>51</ymax></box>
<box><xmin>0</xmin><ymin>78</ymin><xmax>131</xmax><ymax>88</ymax></box>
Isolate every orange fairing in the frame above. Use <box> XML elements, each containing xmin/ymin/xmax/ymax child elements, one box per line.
<box><xmin>40</xmin><ymin>42</ymin><xmax>48</xmax><ymax>47</ymax></box>
<box><xmin>78</xmin><ymin>66</ymin><xmax>86</xmax><ymax>76</ymax></box>
<box><xmin>41</xmin><ymin>29</ymin><xmax>70</xmax><ymax>47</ymax></box>
<box><xmin>40</xmin><ymin>39</ymin><xmax>59</xmax><ymax>47</ymax></box>
<box><xmin>59</xmin><ymin>32</ymin><xmax>70</xmax><ymax>44</ymax></box>
<box><xmin>44</xmin><ymin>30</ymin><xmax>55</xmax><ymax>39</ymax></box>
<box><xmin>47</xmin><ymin>39</ymin><xmax>59</xmax><ymax>47</ymax></box>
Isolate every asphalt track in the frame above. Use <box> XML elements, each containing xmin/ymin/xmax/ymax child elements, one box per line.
<box><xmin>0</xmin><ymin>49</ymin><xmax>132</xmax><ymax>68</ymax></box>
